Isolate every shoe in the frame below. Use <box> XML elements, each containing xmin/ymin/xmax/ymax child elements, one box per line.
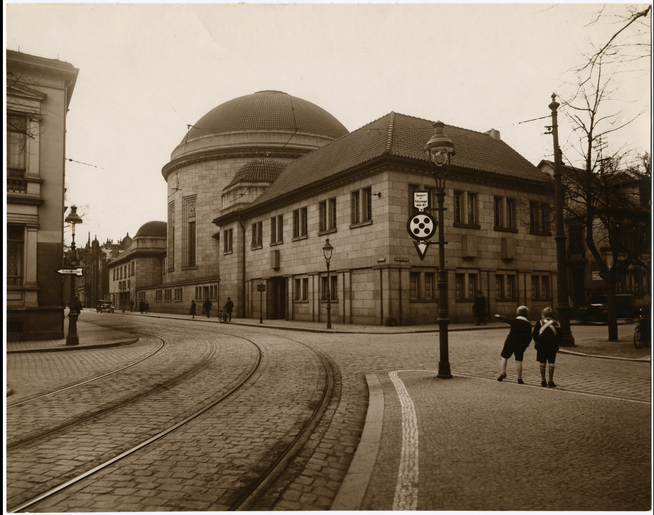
<box><xmin>548</xmin><ymin>381</ymin><xmax>557</xmax><ymax>388</ymax></box>
<box><xmin>497</xmin><ymin>372</ymin><xmax>506</xmax><ymax>382</ymax></box>
<box><xmin>518</xmin><ymin>379</ymin><xmax>524</xmax><ymax>384</ymax></box>
<box><xmin>541</xmin><ymin>381</ymin><xmax>548</xmax><ymax>387</ymax></box>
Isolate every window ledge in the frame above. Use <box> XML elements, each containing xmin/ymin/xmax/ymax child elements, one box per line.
<box><xmin>270</xmin><ymin>241</ymin><xmax>284</xmax><ymax>247</ymax></box>
<box><xmin>181</xmin><ymin>266</ymin><xmax>198</xmax><ymax>271</ymax></box>
<box><xmin>250</xmin><ymin>245</ymin><xmax>263</xmax><ymax>251</ymax></box>
<box><xmin>292</xmin><ymin>235</ymin><xmax>308</xmax><ymax>242</ymax></box>
<box><xmin>294</xmin><ymin>299</ymin><xmax>310</xmax><ymax>304</ymax></box>
<box><xmin>494</xmin><ymin>227</ymin><xmax>518</xmax><ymax>233</ymax></box>
<box><xmin>453</xmin><ymin>223</ymin><xmax>481</xmax><ymax>230</ymax></box>
<box><xmin>318</xmin><ymin>228</ymin><xmax>337</xmax><ymax>237</ymax></box>
<box><xmin>530</xmin><ymin>230</ymin><xmax>552</xmax><ymax>236</ymax></box>
<box><xmin>350</xmin><ymin>220</ymin><xmax>373</xmax><ymax>229</ymax></box>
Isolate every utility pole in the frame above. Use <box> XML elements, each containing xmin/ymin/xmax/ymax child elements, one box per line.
<box><xmin>549</xmin><ymin>94</ymin><xmax>575</xmax><ymax>346</ymax></box>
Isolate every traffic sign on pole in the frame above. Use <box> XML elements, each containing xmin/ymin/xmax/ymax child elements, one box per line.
<box><xmin>56</xmin><ymin>268</ymin><xmax>84</xmax><ymax>276</ymax></box>
<box><xmin>407</xmin><ymin>212</ymin><xmax>436</xmax><ymax>241</ymax></box>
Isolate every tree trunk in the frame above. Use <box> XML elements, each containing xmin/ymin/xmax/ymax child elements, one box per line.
<box><xmin>605</xmin><ymin>277</ymin><xmax>619</xmax><ymax>341</ymax></box>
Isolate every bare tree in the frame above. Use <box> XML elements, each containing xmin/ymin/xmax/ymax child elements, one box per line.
<box><xmin>555</xmin><ymin>5</ymin><xmax>651</xmax><ymax>340</ymax></box>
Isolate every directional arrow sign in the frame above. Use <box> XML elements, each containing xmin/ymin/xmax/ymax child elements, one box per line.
<box><xmin>414</xmin><ymin>241</ymin><xmax>430</xmax><ymax>261</ymax></box>
<box><xmin>56</xmin><ymin>268</ymin><xmax>84</xmax><ymax>276</ymax></box>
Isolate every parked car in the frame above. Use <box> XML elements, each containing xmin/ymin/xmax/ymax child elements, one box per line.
<box><xmin>96</xmin><ymin>300</ymin><xmax>114</xmax><ymax>313</ymax></box>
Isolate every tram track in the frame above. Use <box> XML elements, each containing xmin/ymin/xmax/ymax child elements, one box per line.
<box><xmin>6</xmin><ymin>334</ymin><xmax>165</xmax><ymax>409</ymax></box>
<box><xmin>8</xmin><ymin>321</ymin><xmax>336</xmax><ymax>513</ymax></box>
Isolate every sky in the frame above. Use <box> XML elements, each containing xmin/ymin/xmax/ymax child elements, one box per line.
<box><xmin>5</xmin><ymin>2</ymin><xmax>651</xmax><ymax>245</ymax></box>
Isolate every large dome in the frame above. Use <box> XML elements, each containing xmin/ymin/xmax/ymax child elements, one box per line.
<box><xmin>185</xmin><ymin>90</ymin><xmax>348</xmax><ymax>142</ymax></box>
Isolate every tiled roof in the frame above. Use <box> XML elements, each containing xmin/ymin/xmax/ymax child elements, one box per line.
<box><xmin>225</xmin><ymin>159</ymin><xmax>287</xmax><ymax>189</ymax></box>
<box><xmin>185</xmin><ymin>90</ymin><xmax>349</xmax><ymax>143</ymax></box>
<box><xmin>251</xmin><ymin>112</ymin><xmax>549</xmax><ymax>208</ymax></box>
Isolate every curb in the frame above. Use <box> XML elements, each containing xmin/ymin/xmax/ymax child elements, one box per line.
<box><xmin>332</xmin><ymin>373</ymin><xmax>384</xmax><ymax>511</ymax></box>
<box><xmin>6</xmin><ymin>338</ymin><xmax>140</xmax><ymax>354</ymax></box>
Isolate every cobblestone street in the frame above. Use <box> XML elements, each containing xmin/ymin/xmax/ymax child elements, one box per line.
<box><xmin>6</xmin><ymin>312</ymin><xmax>651</xmax><ymax>511</ymax></box>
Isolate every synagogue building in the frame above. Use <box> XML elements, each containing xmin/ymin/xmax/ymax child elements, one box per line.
<box><xmin>138</xmin><ymin>90</ymin><xmax>558</xmax><ymax>325</ymax></box>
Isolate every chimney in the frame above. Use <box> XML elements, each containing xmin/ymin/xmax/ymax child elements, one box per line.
<box><xmin>485</xmin><ymin>129</ymin><xmax>501</xmax><ymax>141</ymax></box>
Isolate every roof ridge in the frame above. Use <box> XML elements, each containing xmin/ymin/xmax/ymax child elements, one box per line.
<box><xmin>385</xmin><ymin>112</ymin><xmax>395</xmax><ymax>154</ymax></box>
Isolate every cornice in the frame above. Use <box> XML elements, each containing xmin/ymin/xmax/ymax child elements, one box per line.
<box><xmin>161</xmin><ymin>146</ymin><xmax>309</xmax><ymax>180</ymax></box>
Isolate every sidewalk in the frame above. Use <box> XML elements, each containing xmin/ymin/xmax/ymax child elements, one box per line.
<box><xmin>7</xmin><ymin>309</ymin><xmax>649</xmax><ymax>363</ymax></box>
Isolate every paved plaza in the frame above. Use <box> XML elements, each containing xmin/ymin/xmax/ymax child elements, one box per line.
<box><xmin>6</xmin><ymin>311</ymin><xmax>651</xmax><ymax>511</ymax></box>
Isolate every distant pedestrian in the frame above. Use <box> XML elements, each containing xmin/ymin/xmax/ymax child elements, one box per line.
<box><xmin>224</xmin><ymin>297</ymin><xmax>234</xmax><ymax>322</ymax></box>
<box><xmin>496</xmin><ymin>305</ymin><xmax>532</xmax><ymax>384</ymax></box>
<box><xmin>203</xmin><ymin>299</ymin><xmax>212</xmax><ymax>318</ymax></box>
<box><xmin>145</xmin><ymin>301</ymin><xmax>149</xmax><ymax>314</ymax></box>
<box><xmin>129</xmin><ymin>299</ymin><xmax>134</xmax><ymax>312</ymax></box>
<box><xmin>139</xmin><ymin>300</ymin><xmax>145</xmax><ymax>314</ymax></box>
<box><xmin>533</xmin><ymin>307</ymin><xmax>563</xmax><ymax>388</ymax></box>
<box><xmin>472</xmin><ymin>291</ymin><xmax>487</xmax><ymax>325</ymax></box>
<box><xmin>190</xmin><ymin>300</ymin><xmax>197</xmax><ymax>319</ymax></box>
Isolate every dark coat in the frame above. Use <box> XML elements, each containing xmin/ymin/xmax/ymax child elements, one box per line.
<box><xmin>533</xmin><ymin>318</ymin><xmax>563</xmax><ymax>350</ymax></box>
<box><xmin>472</xmin><ymin>296</ymin><xmax>486</xmax><ymax>317</ymax></box>
<box><xmin>499</xmin><ymin>315</ymin><xmax>532</xmax><ymax>351</ymax></box>
<box><xmin>203</xmin><ymin>300</ymin><xmax>212</xmax><ymax>312</ymax></box>
<box><xmin>190</xmin><ymin>302</ymin><xmax>196</xmax><ymax>316</ymax></box>
<box><xmin>224</xmin><ymin>300</ymin><xmax>234</xmax><ymax>313</ymax></box>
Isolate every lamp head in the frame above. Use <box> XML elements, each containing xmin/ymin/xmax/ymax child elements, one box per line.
<box><xmin>322</xmin><ymin>238</ymin><xmax>333</xmax><ymax>263</ymax></box>
<box><xmin>424</xmin><ymin>121</ymin><xmax>455</xmax><ymax>166</ymax></box>
<box><xmin>65</xmin><ymin>206</ymin><xmax>84</xmax><ymax>226</ymax></box>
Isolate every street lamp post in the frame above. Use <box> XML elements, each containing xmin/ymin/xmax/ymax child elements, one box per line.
<box><xmin>424</xmin><ymin>121</ymin><xmax>455</xmax><ymax>379</ymax></box>
<box><xmin>322</xmin><ymin>239</ymin><xmax>333</xmax><ymax>330</ymax></box>
<box><xmin>548</xmin><ymin>95</ymin><xmax>575</xmax><ymax>346</ymax></box>
<box><xmin>65</xmin><ymin>206</ymin><xmax>83</xmax><ymax>346</ymax></box>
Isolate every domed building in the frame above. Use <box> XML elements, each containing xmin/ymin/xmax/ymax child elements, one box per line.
<box><xmin>145</xmin><ymin>90</ymin><xmax>560</xmax><ymax>326</ymax></box>
<box><xmin>106</xmin><ymin>221</ymin><xmax>167</xmax><ymax>311</ymax></box>
<box><xmin>156</xmin><ymin>91</ymin><xmax>348</xmax><ymax>314</ymax></box>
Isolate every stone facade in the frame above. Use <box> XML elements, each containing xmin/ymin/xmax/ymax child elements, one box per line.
<box><xmin>6</xmin><ymin>50</ymin><xmax>79</xmax><ymax>340</ymax></box>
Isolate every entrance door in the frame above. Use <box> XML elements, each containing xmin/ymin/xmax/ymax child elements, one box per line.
<box><xmin>267</xmin><ymin>277</ymin><xmax>286</xmax><ymax>319</ymax></box>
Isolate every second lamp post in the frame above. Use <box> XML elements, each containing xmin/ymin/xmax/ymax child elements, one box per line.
<box><xmin>424</xmin><ymin>121</ymin><xmax>455</xmax><ymax>379</ymax></box>
<box><xmin>323</xmin><ymin>238</ymin><xmax>333</xmax><ymax>329</ymax></box>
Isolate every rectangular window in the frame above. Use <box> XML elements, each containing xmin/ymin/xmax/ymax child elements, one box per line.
<box><xmin>530</xmin><ymin>202</ymin><xmax>551</xmax><ymax>233</ymax></box>
<box><xmin>224</xmin><ymin>228</ymin><xmax>233</xmax><ymax>254</ymax></box>
<box><xmin>506</xmin><ymin>198</ymin><xmax>515</xmax><ymax>229</ymax></box>
<box><xmin>322</xmin><ymin>275</ymin><xmax>337</xmax><ymax>301</ymax></box>
<box><xmin>507</xmin><ymin>275</ymin><xmax>516</xmax><ymax>299</ymax></box>
<box><xmin>467</xmin><ymin>193</ymin><xmax>477</xmax><ymax>225</ymax></box>
<box><xmin>531</xmin><ymin>275</ymin><xmax>540</xmax><ymax>299</ymax></box>
<box><xmin>542</xmin><ymin>276</ymin><xmax>550</xmax><ymax>299</ymax></box>
<box><xmin>210</xmin><ymin>285</ymin><xmax>218</xmax><ymax>300</ymax></box>
<box><xmin>294</xmin><ymin>279</ymin><xmax>301</xmax><ymax>300</ymax></box>
<box><xmin>495</xmin><ymin>197</ymin><xmax>516</xmax><ymax>230</ymax></box>
<box><xmin>293</xmin><ymin>208</ymin><xmax>308</xmax><ymax>239</ymax></box>
<box><xmin>454</xmin><ymin>191</ymin><xmax>463</xmax><ymax>223</ymax></box>
<box><xmin>351</xmin><ymin>187</ymin><xmax>373</xmax><ymax>225</ymax></box>
<box><xmin>455</xmin><ymin>272</ymin><xmax>478</xmax><ymax>300</ymax></box>
<box><xmin>251</xmin><ymin>221</ymin><xmax>263</xmax><ymax>249</ymax></box>
<box><xmin>319</xmin><ymin>198</ymin><xmax>337</xmax><ymax>233</ymax></box>
<box><xmin>468</xmin><ymin>274</ymin><xmax>478</xmax><ymax>299</ymax></box>
<box><xmin>410</xmin><ymin>272</ymin><xmax>420</xmax><ymax>299</ymax></box>
<box><xmin>425</xmin><ymin>273</ymin><xmax>435</xmax><ymax>300</ymax></box>
<box><xmin>131</xmin><ymin>261</ymin><xmax>135</xmax><ymax>276</ymax></box>
<box><xmin>455</xmin><ymin>274</ymin><xmax>465</xmax><ymax>300</ymax></box>
<box><xmin>494</xmin><ymin>197</ymin><xmax>503</xmax><ymax>228</ymax></box>
<box><xmin>188</xmin><ymin>221</ymin><xmax>196</xmax><ymax>266</ymax></box>
<box><xmin>455</xmin><ymin>191</ymin><xmax>478</xmax><ymax>225</ymax></box>
<box><xmin>168</xmin><ymin>202</ymin><xmax>175</xmax><ymax>271</ymax></box>
<box><xmin>294</xmin><ymin>278</ymin><xmax>309</xmax><ymax>301</ymax></box>
<box><xmin>7</xmin><ymin>114</ymin><xmax>27</xmax><ymax>176</ymax></box>
<box><xmin>174</xmin><ymin>288</ymin><xmax>183</xmax><ymax>301</ymax></box>
<box><xmin>495</xmin><ymin>274</ymin><xmax>504</xmax><ymax>300</ymax></box>
<box><xmin>156</xmin><ymin>290</ymin><xmax>162</xmax><ymax>302</ymax></box>
<box><xmin>165</xmin><ymin>289</ymin><xmax>172</xmax><ymax>301</ymax></box>
<box><xmin>270</xmin><ymin>215</ymin><xmax>283</xmax><ymax>244</ymax></box>
<box><xmin>7</xmin><ymin>224</ymin><xmax>24</xmax><ymax>286</ymax></box>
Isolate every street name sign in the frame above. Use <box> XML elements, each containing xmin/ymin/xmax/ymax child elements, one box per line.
<box><xmin>56</xmin><ymin>268</ymin><xmax>84</xmax><ymax>276</ymax></box>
